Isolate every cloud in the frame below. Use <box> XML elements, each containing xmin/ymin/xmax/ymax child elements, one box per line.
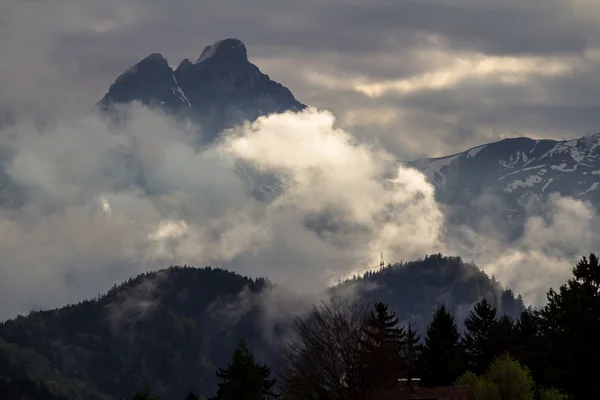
<box><xmin>205</xmin><ymin>276</ymin><xmax>381</xmax><ymax>348</ymax></box>
<box><xmin>105</xmin><ymin>270</ymin><xmax>167</xmax><ymax>333</ymax></box>
<box><xmin>0</xmin><ymin>101</ymin><xmax>594</xmax><ymax>319</ymax></box>
<box><xmin>2</xmin><ymin>0</ymin><xmax>600</xmax><ymax>320</ymax></box>
<box><xmin>3</xmin><ymin>0</ymin><xmax>600</xmax><ymax>158</ymax></box>
<box><xmin>0</xmin><ymin>105</ymin><xmax>443</xmax><ymax>319</ymax></box>
<box><xmin>446</xmin><ymin>193</ymin><xmax>600</xmax><ymax>306</ymax></box>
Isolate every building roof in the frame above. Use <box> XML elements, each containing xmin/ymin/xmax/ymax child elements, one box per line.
<box><xmin>377</xmin><ymin>385</ymin><xmax>477</xmax><ymax>400</ymax></box>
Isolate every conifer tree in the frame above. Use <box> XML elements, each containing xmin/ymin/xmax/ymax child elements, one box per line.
<box><xmin>512</xmin><ymin>309</ymin><xmax>542</xmax><ymax>383</ymax></box>
<box><xmin>418</xmin><ymin>305</ymin><xmax>463</xmax><ymax>386</ymax></box>
<box><xmin>536</xmin><ymin>253</ymin><xmax>600</xmax><ymax>399</ymax></box>
<box><xmin>494</xmin><ymin>314</ymin><xmax>515</xmax><ymax>355</ymax></box>
<box><xmin>184</xmin><ymin>392</ymin><xmax>199</xmax><ymax>400</ymax></box>
<box><xmin>401</xmin><ymin>324</ymin><xmax>421</xmax><ymax>379</ymax></box>
<box><xmin>363</xmin><ymin>302</ymin><xmax>406</xmax><ymax>345</ymax></box>
<box><xmin>462</xmin><ymin>298</ymin><xmax>499</xmax><ymax>373</ymax></box>
<box><xmin>360</xmin><ymin>302</ymin><xmax>407</xmax><ymax>391</ymax></box>
<box><xmin>208</xmin><ymin>340</ymin><xmax>279</xmax><ymax>400</ymax></box>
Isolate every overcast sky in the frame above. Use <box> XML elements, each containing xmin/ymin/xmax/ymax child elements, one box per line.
<box><xmin>3</xmin><ymin>0</ymin><xmax>600</xmax><ymax>159</ymax></box>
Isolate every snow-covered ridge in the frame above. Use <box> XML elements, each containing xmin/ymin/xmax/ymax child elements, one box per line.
<box><xmin>410</xmin><ymin>132</ymin><xmax>600</xmax><ymax>204</ymax></box>
<box><xmin>412</xmin><ymin>153</ymin><xmax>461</xmax><ymax>185</ymax></box>
<box><xmin>467</xmin><ymin>144</ymin><xmax>487</xmax><ymax>158</ymax></box>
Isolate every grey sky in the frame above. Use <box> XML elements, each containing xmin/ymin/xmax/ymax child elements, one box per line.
<box><xmin>3</xmin><ymin>0</ymin><xmax>600</xmax><ymax>158</ymax></box>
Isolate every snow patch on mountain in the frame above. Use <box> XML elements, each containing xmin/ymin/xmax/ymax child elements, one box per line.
<box><xmin>500</xmin><ymin>151</ymin><xmax>529</xmax><ymax>169</ymax></box>
<box><xmin>504</xmin><ymin>174</ymin><xmax>543</xmax><ymax>193</ymax></box>
<box><xmin>171</xmin><ymin>86</ymin><xmax>191</xmax><ymax>106</ymax></box>
<box><xmin>580</xmin><ymin>182</ymin><xmax>599</xmax><ymax>196</ymax></box>
<box><xmin>542</xmin><ymin>178</ymin><xmax>554</xmax><ymax>192</ymax></box>
<box><xmin>417</xmin><ymin>153</ymin><xmax>461</xmax><ymax>185</ymax></box>
<box><xmin>467</xmin><ymin>145</ymin><xmax>486</xmax><ymax>158</ymax></box>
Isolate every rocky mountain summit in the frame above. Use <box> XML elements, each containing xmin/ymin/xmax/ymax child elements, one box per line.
<box><xmin>99</xmin><ymin>38</ymin><xmax>305</xmax><ymax>138</ymax></box>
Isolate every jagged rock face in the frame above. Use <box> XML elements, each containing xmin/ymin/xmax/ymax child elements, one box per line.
<box><xmin>98</xmin><ymin>38</ymin><xmax>305</xmax><ymax>138</ymax></box>
<box><xmin>100</xmin><ymin>53</ymin><xmax>183</xmax><ymax>109</ymax></box>
<box><xmin>409</xmin><ymin>134</ymin><xmax>600</xmax><ymax>238</ymax></box>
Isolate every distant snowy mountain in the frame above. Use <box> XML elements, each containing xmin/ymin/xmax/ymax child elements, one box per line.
<box><xmin>98</xmin><ymin>38</ymin><xmax>305</xmax><ymax>139</ymax></box>
<box><xmin>409</xmin><ymin>134</ymin><xmax>600</xmax><ymax>235</ymax></box>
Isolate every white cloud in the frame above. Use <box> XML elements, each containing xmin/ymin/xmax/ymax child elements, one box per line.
<box><xmin>448</xmin><ymin>194</ymin><xmax>600</xmax><ymax>306</ymax></box>
<box><xmin>302</xmin><ymin>48</ymin><xmax>575</xmax><ymax>99</ymax></box>
<box><xmin>0</xmin><ymin>103</ymin><xmax>596</xmax><ymax>318</ymax></box>
<box><xmin>0</xmin><ymin>105</ymin><xmax>444</xmax><ymax>318</ymax></box>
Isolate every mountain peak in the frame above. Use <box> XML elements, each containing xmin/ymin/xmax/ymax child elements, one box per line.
<box><xmin>98</xmin><ymin>37</ymin><xmax>305</xmax><ymax>137</ymax></box>
<box><xmin>139</xmin><ymin>53</ymin><xmax>169</xmax><ymax>67</ymax></box>
<box><xmin>118</xmin><ymin>52</ymin><xmax>170</xmax><ymax>80</ymax></box>
<box><xmin>196</xmin><ymin>38</ymin><xmax>247</xmax><ymax>64</ymax></box>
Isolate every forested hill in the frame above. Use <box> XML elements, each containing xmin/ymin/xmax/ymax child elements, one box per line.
<box><xmin>0</xmin><ymin>267</ymin><xmax>270</xmax><ymax>400</ymax></box>
<box><xmin>0</xmin><ymin>255</ymin><xmax>524</xmax><ymax>400</ymax></box>
<box><xmin>334</xmin><ymin>253</ymin><xmax>524</xmax><ymax>332</ymax></box>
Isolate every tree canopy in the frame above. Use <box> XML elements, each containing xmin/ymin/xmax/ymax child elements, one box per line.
<box><xmin>208</xmin><ymin>340</ymin><xmax>278</xmax><ymax>400</ymax></box>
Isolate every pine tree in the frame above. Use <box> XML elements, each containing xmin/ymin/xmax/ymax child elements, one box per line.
<box><xmin>512</xmin><ymin>309</ymin><xmax>543</xmax><ymax>384</ymax></box>
<box><xmin>208</xmin><ymin>340</ymin><xmax>279</xmax><ymax>400</ymax></box>
<box><xmin>401</xmin><ymin>324</ymin><xmax>421</xmax><ymax>379</ymax></box>
<box><xmin>494</xmin><ymin>314</ymin><xmax>515</xmax><ymax>356</ymax></box>
<box><xmin>360</xmin><ymin>302</ymin><xmax>407</xmax><ymax>391</ymax></box>
<box><xmin>462</xmin><ymin>298</ymin><xmax>499</xmax><ymax>373</ymax></box>
<box><xmin>184</xmin><ymin>392</ymin><xmax>199</xmax><ymax>400</ymax></box>
<box><xmin>536</xmin><ymin>253</ymin><xmax>600</xmax><ymax>399</ymax></box>
<box><xmin>418</xmin><ymin>305</ymin><xmax>463</xmax><ymax>386</ymax></box>
<box><xmin>363</xmin><ymin>302</ymin><xmax>406</xmax><ymax>345</ymax></box>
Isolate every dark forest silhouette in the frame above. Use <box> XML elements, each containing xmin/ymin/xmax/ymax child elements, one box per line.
<box><xmin>2</xmin><ymin>253</ymin><xmax>597</xmax><ymax>399</ymax></box>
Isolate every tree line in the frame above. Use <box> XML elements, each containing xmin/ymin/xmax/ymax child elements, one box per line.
<box><xmin>130</xmin><ymin>253</ymin><xmax>600</xmax><ymax>400</ymax></box>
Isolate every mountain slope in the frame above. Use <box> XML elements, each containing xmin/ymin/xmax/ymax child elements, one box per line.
<box><xmin>0</xmin><ymin>257</ymin><xmax>523</xmax><ymax>400</ymax></box>
<box><xmin>0</xmin><ymin>337</ymin><xmax>108</xmax><ymax>400</ymax></box>
<box><xmin>98</xmin><ymin>38</ymin><xmax>305</xmax><ymax>139</ymax></box>
<box><xmin>409</xmin><ymin>133</ymin><xmax>600</xmax><ymax>235</ymax></box>
<box><xmin>0</xmin><ymin>267</ymin><xmax>271</xmax><ymax>400</ymax></box>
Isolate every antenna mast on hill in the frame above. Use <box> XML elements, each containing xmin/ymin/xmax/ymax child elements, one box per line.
<box><xmin>379</xmin><ymin>252</ymin><xmax>384</xmax><ymax>270</ymax></box>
